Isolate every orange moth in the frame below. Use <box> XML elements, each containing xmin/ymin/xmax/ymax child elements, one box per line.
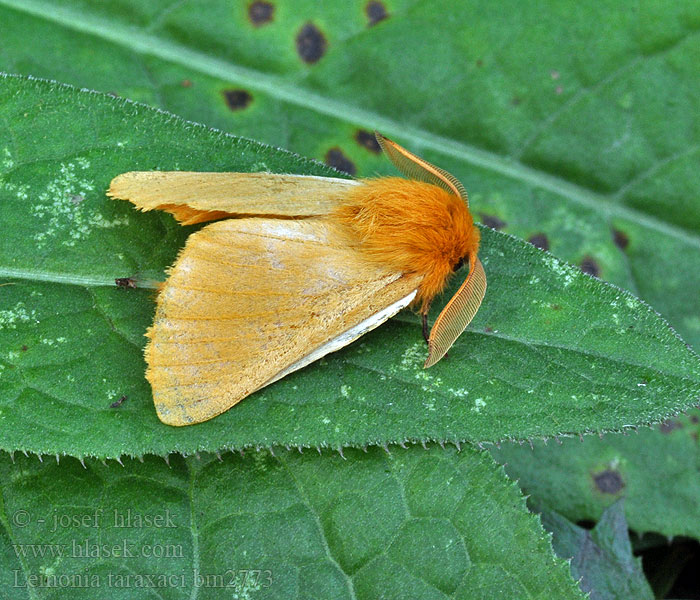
<box><xmin>108</xmin><ymin>133</ymin><xmax>486</xmax><ymax>425</ymax></box>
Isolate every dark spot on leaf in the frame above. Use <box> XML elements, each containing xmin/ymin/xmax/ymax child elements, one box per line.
<box><xmin>355</xmin><ymin>129</ymin><xmax>381</xmax><ymax>153</ymax></box>
<box><xmin>325</xmin><ymin>147</ymin><xmax>356</xmax><ymax>176</ymax></box>
<box><xmin>21</xmin><ymin>345</ymin><xmax>28</xmax><ymax>352</ymax></box>
<box><xmin>690</xmin><ymin>415</ymin><xmax>699</xmax><ymax>424</ymax></box>
<box><xmin>659</xmin><ymin>419</ymin><xmax>683</xmax><ymax>434</ymax></box>
<box><xmin>484</xmin><ymin>327</ymin><xmax>493</xmax><ymax>333</ymax></box>
<box><xmin>248</xmin><ymin>1</ymin><xmax>274</xmax><ymax>26</ymax></box>
<box><xmin>612</xmin><ymin>228</ymin><xmax>629</xmax><ymax>250</ymax></box>
<box><xmin>550</xmin><ymin>304</ymin><xmax>562</xmax><ymax>311</ymax></box>
<box><xmin>223</xmin><ymin>89</ymin><xmax>253</xmax><ymax>111</ymax></box>
<box><xmin>593</xmin><ymin>470</ymin><xmax>624</xmax><ymax>494</ymax></box>
<box><xmin>580</xmin><ymin>256</ymin><xmax>600</xmax><ymax>277</ymax></box>
<box><xmin>296</xmin><ymin>22</ymin><xmax>327</xmax><ymax>64</ymax></box>
<box><xmin>110</xmin><ymin>395</ymin><xmax>127</xmax><ymax>408</ymax></box>
<box><xmin>480</xmin><ymin>213</ymin><xmax>506</xmax><ymax>230</ymax></box>
<box><xmin>511</xmin><ymin>96</ymin><xmax>522</xmax><ymax>106</ymax></box>
<box><xmin>365</xmin><ymin>1</ymin><xmax>389</xmax><ymax>26</ymax></box>
<box><xmin>528</xmin><ymin>233</ymin><xmax>549</xmax><ymax>251</ymax></box>
<box><xmin>476</xmin><ymin>59</ymin><xmax>483</xmax><ymax>67</ymax></box>
<box><xmin>181</xmin><ymin>79</ymin><xmax>193</xmax><ymax>88</ymax></box>
<box><xmin>115</xmin><ymin>277</ymin><xmax>137</xmax><ymax>289</ymax></box>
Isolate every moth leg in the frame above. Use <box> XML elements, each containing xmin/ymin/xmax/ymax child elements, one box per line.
<box><xmin>421</xmin><ymin>310</ymin><xmax>430</xmax><ymax>345</ymax></box>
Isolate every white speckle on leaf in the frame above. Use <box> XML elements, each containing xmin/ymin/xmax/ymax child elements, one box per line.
<box><xmin>0</xmin><ymin>152</ymin><xmax>30</xmax><ymax>199</ymax></box>
<box><xmin>30</xmin><ymin>160</ymin><xmax>129</xmax><ymax>248</ymax></box>
<box><xmin>340</xmin><ymin>385</ymin><xmax>351</xmax><ymax>398</ymax></box>
<box><xmin>449</xmin><ymin>388</ymin><xmax>469</xmax><ymax>398</ymax></box>
<box><xmin>472</xmin><ymin>398</ymin><xmax>486</xmax><ymax>413</ymax></box>
<box><xmin>322</xmin><ymin>416</ymin><xmax>331</xmax><ymax>424</ymax></box>
<box><xmin>0</xmin><ymin>302</ymin><xmax>37</xmax><ymax>330</ymax></box>
<box><xmin>2</xmin><ymin>148</ymin><xmax>14</xmax><ymax>170</ymax></box>
<box><xmin>393</xmin><ymin>343</ymin><xmax>444</xmax><ymax>388</ymax></box>
<box><xmin>542</xmin><ymin>254</ymin><xmax>576</xmax><ymax>287</ymax></box>
<box><xmin>529</xmin><ymin>275</ymin><xmax>540</xmax><ymax>285</ymax></box>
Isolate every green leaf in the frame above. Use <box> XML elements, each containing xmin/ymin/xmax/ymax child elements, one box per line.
<box><xmin>0</xmin><ymin>0</ymin><xmax>698</xmax><ymax>349</ymax></box>
<box><xmin>492</xmin><ymin>409</ymin><xmax>700</xmax><ymax>540</ymax></box>
<box><xmin>541</xmin><ymin>501</ymin><xmax>654</xmax><ymax>600</ymax></box>
<box><xmin>1</xmin><ymin>75</ymin><xmax>699</xmax><ymax>459</ymax></box>
<box><xmin>0</xmin><ymin>445</ymin><xmax>583</xmax><ymax>599</ymax></box>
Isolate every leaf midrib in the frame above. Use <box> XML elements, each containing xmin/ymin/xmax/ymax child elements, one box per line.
<box><xmin>2</xmin><ymin>0</ymin><xmax>699</xmax><ymax>251</ymax></box>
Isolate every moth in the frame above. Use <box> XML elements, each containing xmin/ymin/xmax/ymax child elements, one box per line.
<box><xmin>108</xmin><ymin>133</ymin><xmax>486</xmax><ymax>425</ymax></box>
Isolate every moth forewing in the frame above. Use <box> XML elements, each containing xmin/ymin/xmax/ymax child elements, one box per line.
<box><xmin>262</xmin><ymin>289</ymin><xmax>418</xmax><ymax>389</ymax></box>
<box><xmin>146</xmin><ymin>217</ymin><xmax>422</xmax><ymax>426</ymax></box>
<box><xmin>108</xmin><ymin>172</ymin><xmax>359</xmax><ymax>224</ymax></box>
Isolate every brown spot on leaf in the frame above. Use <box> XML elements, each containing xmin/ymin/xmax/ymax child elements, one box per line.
<box><xmin>223</xmin><ymin>89</ymin><xmax>253</xmax><ymax>111</ymax></box>
<box><xmin>296</xmin><ymin>22</ymin><xmax>327</xmax><ymax>64</ymax></box>
<box><xmin>556</xmin><ymin>85</ymin><xmax>563</xmax><ymax>95</ymax></box>
<box><xmin>612</xmin><ymin>228</ymin><xmax>629</xmax><ymax>250</ymax></box>
<box><xmin>480</xmin><ymin>214</ymin><xmax>506</xmax><ymax>230</ymax></box>
<box><xmin>325</xmin><ymin>147</ymin><xmax>356</xmax><ymax>176</ymax></box>
<box><xmin>115</xmin><ymin>277</ymin><xmax>137</xmax><ymax>289</ymax></box>
<box><xmin>593</xmin><ymin>470</ymin><xmax>624</xmax><ymax>494</ymax></box>
<box><xmin>181</xmin><ymin>79</ymin><xmax>193</xmax><ymax>88</ymax></box>
<box><xmin>21</xmin><ymin>345</ymin><xmax>28</xmax><ymax>352</ymax></box>
<box><xmin>365</xmin><ymin>1</ymin><xmax>389</xmax><ymax>26</ymax></box>
<box><xmin>528</xmin><ymin>233</ymin><xmax>549</xmax><ymax>251</ymax></box>
<box><xmin>550</xmin><ymin>70</ymin><xmax>560</xmax><ymax>80</ymax></box>
<box><xmin>248</xmin><ymin>1</ymin><xmax>274</xmax><ymax>26</ymax></box>
<box><xmin>476</xmin><ymin>59</ymin><xmax>483</xmax><ymax>67</ymax></box>
<box><xmin>580</xmin><ymin>256</ymin><xmax>600</xmax><ymax>277</ymax></box>
<box><xmin>484</xmin><ymin>327</ymin><xmax>493</xmax><ymax>333</ymax></box>
<box><xmin>355</xmin><ymin>129</ymin><xmax>381</xmax><ymax>153</ymax></box>
<box><xmin>550</xmin><ymin>304</ymin><xmax>562</xmax><ymax>311</ymax></box>
<box><xmin>659</xmin><ymin>419</ymin><xmax>683</xmax><ymax>434</ymax></box>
